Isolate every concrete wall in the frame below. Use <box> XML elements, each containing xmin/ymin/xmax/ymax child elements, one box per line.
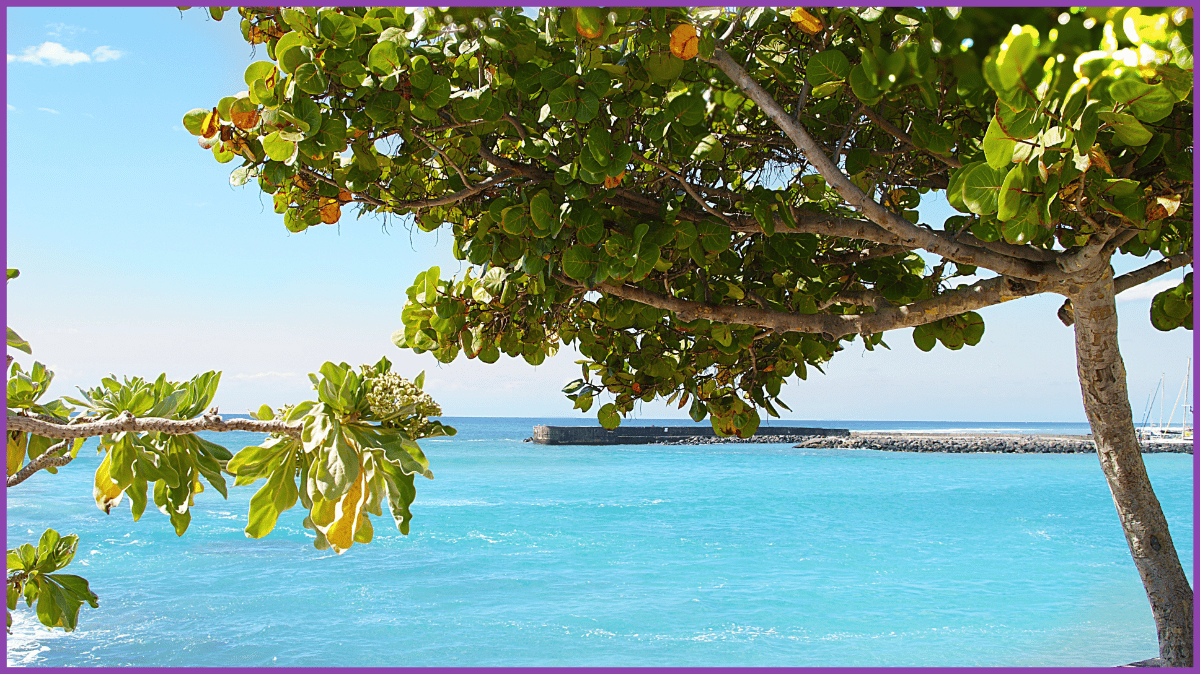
<box><xmin>530</xmin><ymin>425</ymin><xmax>849</xmax><ymax>446</ymax></box>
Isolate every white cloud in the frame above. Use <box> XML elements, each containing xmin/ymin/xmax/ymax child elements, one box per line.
<box><xmin>12</xmin><ymin>42</ymin><xmax>90</xmax><ymax>66</ymax></box>
<box><xmin>37</xmin><ymin>107</ymin><xmax>59</xmax><ymax>115</ymax></box>
<box><xmin>1117</xmin><ymin>277</ymin><xmax>1183</xmax><ymax>302</ymax></box>
<box><xmin>6</xmin><ymin>54</ymin><xmax>13</xmax><ymax>64</ymax></box>
<box><xmin>6</xmin><ymin>104</ymin><xmax>15</xmax><ymax>112</ymax></box>
<box><xmin>91</xmin><ymin>46</ymin><xmax>122</xmax><ymax>62</ymax></box>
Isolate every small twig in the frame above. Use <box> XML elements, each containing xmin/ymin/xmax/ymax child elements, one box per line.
<box><xmin>414</xmin><ymin>132</ymin><xmax>471</xmax><ymax>187</ymax></box>
<box><xmin>8</xmin><ymin>451</ymin><xmax>74</xmax><ymax>488</ymax></box>
<box><xmin>633</xmin><ymin>151</ymin><xmax>739</xmax><ymax>229</ymax></box>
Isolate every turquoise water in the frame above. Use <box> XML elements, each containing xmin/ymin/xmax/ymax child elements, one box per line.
<box><xmin>5</xmin><ymin>418</ymin><xmax>1193</xmax><ymax>667</ymax></box>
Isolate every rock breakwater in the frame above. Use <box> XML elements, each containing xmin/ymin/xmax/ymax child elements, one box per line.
<box><xmin>793</xmin><ymin>432</ymin><xmax>1192</xmax><ymax>454</ymax></box>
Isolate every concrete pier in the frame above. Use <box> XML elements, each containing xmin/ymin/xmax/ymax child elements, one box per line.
<box><xmin>529</xmin><ymin>425</ymin><xmax>849</xmax><ymax>445</ymax></box>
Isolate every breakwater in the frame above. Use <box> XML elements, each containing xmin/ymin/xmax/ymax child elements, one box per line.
<box><xmin>796</xmin><ymin>432</ymin><xmax>1193</xmax><ymax>454</ymax></box>
<box><xmin>528</xmin><ymin>425</ymin><xmax>849</xmax><ymax>445</ymax></box>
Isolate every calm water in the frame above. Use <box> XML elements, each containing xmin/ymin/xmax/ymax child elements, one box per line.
<box><xmin>6</xmin><ymin>418</ymin><xmax>1193</xmax><ymax>667</ymax></box>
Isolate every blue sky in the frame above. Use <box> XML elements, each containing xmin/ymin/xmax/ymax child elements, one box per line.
<box><xmin>5</xmin><ymin>7</ymin><xmax>1194</xmax><ymax>423</ymax></box>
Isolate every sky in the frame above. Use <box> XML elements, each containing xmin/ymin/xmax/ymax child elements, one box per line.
<box><xmin>5</xmin><ymin>7</ymin><xmax>1195</xmax><ymax>424</ymax></box>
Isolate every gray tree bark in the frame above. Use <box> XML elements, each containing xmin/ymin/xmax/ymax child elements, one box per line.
<box><xmin>1069</xmin><ymin>266</ymin><xmax>1193</xmax><ymax>667</ymax></box>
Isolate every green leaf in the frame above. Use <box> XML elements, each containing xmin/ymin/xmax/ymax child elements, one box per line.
<box><xmin>563</xmin><ymin>245</ymin><xmax>599</xmax><ymax>282</ymax></box>
<box><xmin>244</xmin><ymin>61</ymin><xmax>277</xmax><ymax>88</ymax></box>
<box><xmin>961</xmin><ymin>162</ymin><xmax>1005</xmax><ymax>216</ymax></box>
<box><xmin>597</xmin><ymin>403</ymin><xmax>621</xmax><ymax>430</ymax></box>
<box><xmin>529</xmin><ymin>190</ymin><xmax>556</xmax><ymax>236</ymax></box>
<box><xmin>293</xmin><ymin>62</ymin><xmax>328</xmax><ymax>95</ymax></box>
<box><xmin>548</xmin><ymin>86</ymin><xmax>579</xmax><ymax>121</ymax></box>
<box><xmin>996</xmin><ymin>162</ymin><xmax>1028</xmax><ymax>222</ymax></box>
<box><xmin>182</xmin><ymin>108</ymin><xmax>209</xmax><ymax>136</ymax></box>
<box><xmin>262</xmin><ymin>131</ymin><xmax>296</xmax><ymax>162</ymax></box>
<box><xmin>912</xmin><ymin>325</ymin><xmax>936</xmax><ymax>352</ymax></box>
<box><xmin>849</xmin><ymin>64</ymin><xmax>881</xmax><ymax>104</ymax></box>
<box><xmin>1109</xmin><ymin>80</ymin><xmax>1176</xmax><ymax>124</ymax></box>
<box><xmin>983</xmin><ymin>116</ymin><xmax>1016</xmax><ymax>169</ymax></box>
<box><xmin>995</xmin><ymin>28</ymin><xmax>1036</xmax><ymax>90</ymax></box>
<box><xmin>7</xmin><ymin>327</ymin><xmax>31</xmax><ymax>354</ymax></box>
<box><xmin>1098</xmin><ymin>111</ymin><xmax>1154</xmax><ymax>146</ymax></box>
<box><xmin>368</xmin><ymin>40</ymin><xmax>402</xmax><ymax>75</ymax></box>
<box><xmin>807</xmin><ymin>50</ymin><xmax>850</xmax><ymax>86</ymax></box>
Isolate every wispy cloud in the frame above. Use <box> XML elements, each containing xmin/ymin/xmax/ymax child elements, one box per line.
<box><xmin>1117</xmin><ymin>278</ymin><xmax>1183</xmax><ymax>302</ymax></box>
<box><xmin>91</xmin><ymin>46</ymin><xmax>122</xmax><ymax>62</ymax></box>
<box><xmin>6</xmin><ymin>104</ymin><xmax>15</xmax><ymax>112</ymax></box>
<box><xmin>45</xmin><ymin>23</ymin><xmax>85</xmax><ymax>39</ymax></box>
<box><xmin>37</xmin><ymin>107</ymin><xmax>59</xmax><ymax>114</ymax></box>
<box><xmin>233</xmin><ymin>371</ymin><xmax>301</xmax><ymax>380</ymax></box>
<box><xmin>10</xmin><ymin>42</ymin><xmax>91</xmax><ymax>66</ymax></box>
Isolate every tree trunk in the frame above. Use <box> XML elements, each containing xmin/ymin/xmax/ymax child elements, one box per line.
<box><xmin>1069</xmin><ymin>266</ymin><xmax>1193</xmax><ymax>667</ymax></box>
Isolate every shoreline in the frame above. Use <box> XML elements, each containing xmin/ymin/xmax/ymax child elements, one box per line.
<box><xmin>647</xmin><ymin>431</ymin><xmax>1192</xmax><ymax>454</ymax></box>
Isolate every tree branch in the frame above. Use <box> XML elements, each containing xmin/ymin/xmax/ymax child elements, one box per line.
<box><xmin>857</xmin><ymin>102</ymin><xmax>963</xmax><ymax>169</ymax></box>
<box><xmin>8</xmin><ymin>450</ymin><xmax>74</xmax><ymax>488</ymax></box>
<box><xmin>557</xmin><ymin>273</ymin><xmax>1044</xmax><ymax>340</ymax></box>
<box><xmin>6</xmin><ymin>411</ymin><xmax>302</xmax><ymax>441</ymax></box>
<box><xmin>706</xmin><ymin>48</ymin><xmax>1050</xmax><ymax>283</ymax></box>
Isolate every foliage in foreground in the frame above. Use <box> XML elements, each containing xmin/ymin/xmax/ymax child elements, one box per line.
<box><xmin>7</xmin><ymin>270</ymin><xmax>453</xmax><ymax>631</ymax></box>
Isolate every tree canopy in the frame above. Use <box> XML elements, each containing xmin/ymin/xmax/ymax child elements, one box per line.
<box><xmin>185</xmin><ymin>6</ymin><xmax>1191</xmax><ymax>436</ymax></box>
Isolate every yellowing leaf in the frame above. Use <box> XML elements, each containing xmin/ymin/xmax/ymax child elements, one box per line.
<box><xmin>320</xmin><ymin>198</ymin><xmax>341</xmax><ymax>224</ymax></box>
<box><xmin>200</xmin><ymin>108</ymin><xmax>220</xmax><ymax>139</ymax></box>
<box><xmin>325</xmin><ymin>461</ymin><xmax>366</xmax><ymax>553</ymax></box>
<box><xmin>1146</xmin><ymin>194</ymin><xmax>1182</xmax><ymax>221</ymax></box>
<box><xmin>670</xmin><ymin>24</ymin><xmax>699</xmax><ymax>61</ymax></box>
<box><xmin>604</xmin><ymin>171</ymin><xmax>626</xmax><ymax>189</ymax></box>
<box><xmin>337</xmin><ymin>189</ymin><xmax>354</xmax><ymax>203</ymax></box>
<box><xmin>791</xmin><ymin>8</ymin><xmax>824</xmax><ymax>35</ymax></box>
<box><xmin>7</xmin><ymin>430</ymin><xmax>27</xmax><ymax>477</ymax></box>
<box><xmin>93</xmin><ymin>454</ymin><xmax>124</xmax><ymax>514</ymax></box>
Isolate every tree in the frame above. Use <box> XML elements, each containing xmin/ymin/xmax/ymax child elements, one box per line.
<box><xmin>180</xmin><ymin>6</ymin><xmax>1192</xmax><ymax>664</ymax></box>
<box><xmin>6</xmin><ymin>271</ymin><xmax>453</xmax><ymax>632</ymax></box>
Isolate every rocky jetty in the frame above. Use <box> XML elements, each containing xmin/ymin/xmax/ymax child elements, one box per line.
<box><xmin>792</xmin><ymin>432</ymin><xmax>1192</xmax><ymax>454</ymax></box>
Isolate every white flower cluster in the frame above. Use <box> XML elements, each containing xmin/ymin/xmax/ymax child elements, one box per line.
<box><xmin>364</xmin><ymin>370</ymin><xmax>442</xmax><ymax>437</ymax></box>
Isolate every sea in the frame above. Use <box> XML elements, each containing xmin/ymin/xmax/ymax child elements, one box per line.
<box><xmin>5</xmin><ymin>417</ymin><xmax>1194</xmax><ymax>668</ymax></box>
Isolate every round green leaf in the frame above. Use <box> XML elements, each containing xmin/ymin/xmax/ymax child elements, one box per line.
<box><xmin>807</xmin><ymin>50</ymin><xmax>850</xmax><ymax>86</ymax></box>
<box><xmin>1109</xmin><ymin>79</ymin><xmax>1176</xmax><ymax>124</ymax></box>
<box><xmin>548</xmin><ymin>86</ymin><xmax>580</xmax><ymax>120</ymax></box>
<box><xmin>597</xmin><ymin>403</ymin><xmax>621</xmax><ymax>430</ymax></box>
<box><xmin>262</xmin><ymin>131</ymin><xmax>297</xmax><ymax>162</ymax></box>
<box><xmin>961</xmin><ymin>162</ymin><xmax>1004</xmax><ymax>216</ymax></box>
<box><xmin>996</xmin><ymin>162</ymin><xmax>1028</xmax><ymax>222</ymax></box>
<box><xmin>244</xmin><ymin>61</ymin><xmax>277</xmax><ymax>88</ymax></box>
<box><xmin>1098</xmin><ymin>111</ymin><xmax>1154</xmax><ymax>146</ymax></box>
<box><xmin>182</xmin><ymin>108</ymin><xmax>209</xmax><ymax>136</ymax></box>
<box><xmin>562</xmin><ymin>245</ymin><xmax>598</xmax><ymax>282</ymax></box>
<box><xmin>368</xmin><ymin>41</ymin><xmax>402</xmax><ymax>75</ymax></box>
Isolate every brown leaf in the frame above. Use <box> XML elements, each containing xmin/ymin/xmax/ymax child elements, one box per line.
<box><xmin>337</xmin><ymin>189</ymin><xmax>354</xmax><ymax>203</ymax></box>
<box><xmin>231</xmin><ymin>108</ymin><xmax>259</xmax><ymax>130</ymax></box>
<box><xmin>603</xmin><ymin>171</ymin><xmax>626</xmax><ymax>189</ymax></box>
<box><xmin>791</xmin><ymin>8</ymin><xmax>824</xmax><ymax>35</ymax></box>
<box><xmin>670</xmin><ymin>24</ymin><xmax>699</xmax><ymax>60</ymax></box>
<box><xmin>1089</xmin><ymin>146</ymin><xmax>1112</xmax><ymax>175</ymax></box>
<box><xmin>320</xmin><ymin>198</ymin><xmax>341</xmax><ymax>224</ymax></box>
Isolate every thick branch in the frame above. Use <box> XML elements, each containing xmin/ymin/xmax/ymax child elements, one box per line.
<box><xmin>815</xmin><ymin>245</ymin><xmax>910</xmax><ymax>267</ymax></box>
<box><xmin>6</xmin><ymin>411</ymin><xmax>302</xmax><ymax>440</ymax></box>
<box><xmin>707</xmin><ymin>49</ymin><xmax>1050</xmax><ymax>283</ymax></box>
<box><xmin>559</xmin><ymin>273</ymin><xmax>1043</xmax><ymax>340</ymax></box>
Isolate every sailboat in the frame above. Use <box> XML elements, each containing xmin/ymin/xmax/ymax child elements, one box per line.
<box><xmin>1137</xmin><ymin>358</ymin><xmax>1193</xmax><ymax>445</ymax></box>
